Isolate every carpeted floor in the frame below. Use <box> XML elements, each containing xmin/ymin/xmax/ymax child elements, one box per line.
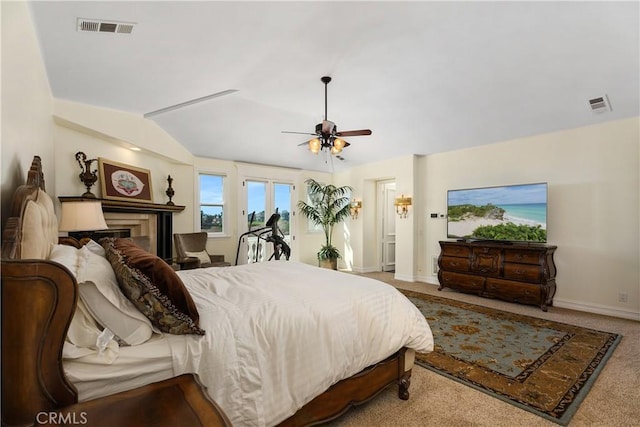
<box><xmin>325</xmin><ymin>272</ymin><xmax>640</xmax><ymax>427</ymax></box>
<box><xmin>401</xmin><ymin>289</ymin><xmax>620</xmax><ymax>425</ymax></box>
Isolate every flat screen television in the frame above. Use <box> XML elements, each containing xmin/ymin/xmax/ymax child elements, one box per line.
<box><xmin>447</xmin><ymin>183</ymin><xmax>548</xmax><ymax>243</ymax></box>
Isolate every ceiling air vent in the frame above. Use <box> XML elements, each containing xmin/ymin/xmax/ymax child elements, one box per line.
<box><xmin>588</xmin><ymin>95</ymin><xmax>612</xmax><ymax>114</ymax></box>
<box><xmin>77</xmin><ymin>18</ymin><xmax>136</xmax><ymax>34</ymax></box>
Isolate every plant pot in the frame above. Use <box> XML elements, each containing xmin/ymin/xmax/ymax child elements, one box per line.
<box><xmin>319</xmin><ymin>258</ymin><xmax>338</xmax><ymax>270</ymax></box>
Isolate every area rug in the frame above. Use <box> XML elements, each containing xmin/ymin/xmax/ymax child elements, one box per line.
<box><xmin>401</xmin><ymin>289</ymin><xmax>621</xmax><ymax>425</ymax></box>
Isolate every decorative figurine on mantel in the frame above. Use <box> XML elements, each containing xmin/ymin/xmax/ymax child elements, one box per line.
<box><xmin>75</xmin><ymin>151</ymin><xmax>98</xmax><ymax>198</ymax></box>
<box><xmin>166</xmin><ymin>175</ymin><xmax>175</xmax><ymax>206</ymax></box>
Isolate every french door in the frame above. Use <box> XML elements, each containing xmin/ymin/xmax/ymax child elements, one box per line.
<box><xmin>240</xmin><ymin>179</ymin><xmax>293</xmax><ymax>264</ymax></box>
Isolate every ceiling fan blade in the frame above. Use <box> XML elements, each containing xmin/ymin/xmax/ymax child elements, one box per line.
<box><xmin>335</xmin><ymin>129</ymin><xmax>372</xmax><ymax>137</ymax></box>
<box><xmin>322</xmin><ymin>120</ymin><xmax>335</xmax><ymax>134</ymax></box>
<box><xmin>282</xmin><ymin>131</ymin><xmax>317</xmax><ymax>136</ymax></box>
<box><xmin>297</xmin><ymin>140</ymin><xmax>311</xmax><ymax>146</ymax></box>
<box><xmin>144</xmin><ymin>89</ymin><xmax>238</xmax><ymax>118</ymax></box>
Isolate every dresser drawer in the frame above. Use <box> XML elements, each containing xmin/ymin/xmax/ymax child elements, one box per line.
<box><xmin>471</xmin><ymin>247</ymin><xmax>501</xmax><ymax>276</ymax></box>
<box><xmin>485</xmin><ymin>278</ymin><xmax>541</xmax><ymax>305</ymax></box>
<box><xmin>439</xmin><ymin>256</ymin><xmax>470</xmax><ymax>272</ymax></box>
<box><xmin>503</xmin><ymin>263</ymin><xmax>542</xmax><ymax>282</ymax></box>
<box><xmin>441</xmin><ymin>244</ymin><xmax>471</xmax><ymax>258</ymax></box>
<box><xmin>439</xmin><ymin>271</ymin><xmax>485</xmax><ymax>292</ymax></box>
<box><xmin>504</xmin><ymin>249</ymin><xmax>541</xmax><ymax>265</ymax></box>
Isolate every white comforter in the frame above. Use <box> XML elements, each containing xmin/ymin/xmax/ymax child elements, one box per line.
<box><xmin>169</xmin><ymin>261</ymin><xmax>433</xmax><ymax>427</ymax></box>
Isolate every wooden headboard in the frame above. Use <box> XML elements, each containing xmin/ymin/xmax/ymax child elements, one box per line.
<box><xmin>1</xmin><ymin>156</ymin><xmax>80</xmax><ymax>425</ymax></box>
<box><xmin>2</xmin><ymin>156</ymin><xmax>58</xmax><ymax>260</ymax></box>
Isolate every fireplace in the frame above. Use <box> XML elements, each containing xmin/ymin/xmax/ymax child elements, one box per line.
<box><xmin>59</xmin><ymin>197</ymin><xmax>185</xmax><ymax>261</ymax></box>
<box><xmin>103</xmin><ymin>212</ymin><xmax>158</xmax><ymax>254</ymax></box>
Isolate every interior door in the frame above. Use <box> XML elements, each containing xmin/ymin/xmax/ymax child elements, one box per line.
<box><xmin>378</xmin><ymin>180</ymin><xmax>396</xmax><ymax>272</ymax></box>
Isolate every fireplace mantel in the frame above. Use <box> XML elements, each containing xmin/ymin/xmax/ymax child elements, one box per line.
<box><xmin>58</xmin><ymin>196</ymin><xmax>185</xmax><ymax>213</ymax></box>
<box><xmin>58</xmin><ymin>196</ymin><xmax>185</xmax><ymax>261</ymax></box>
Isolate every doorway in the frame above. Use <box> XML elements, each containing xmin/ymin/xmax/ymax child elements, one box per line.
<box><xmin>240</xmin><ymin>179</ymin><xmax>293</xmax><ymax>264</ymax></box>
<box><xmin>377</xmin><ymin>180</ymin><xmax>396</xmax><ymax>272</ymax></box>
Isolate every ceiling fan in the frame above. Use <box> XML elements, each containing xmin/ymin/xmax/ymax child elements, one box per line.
<box><xmin>282</xmin><ymin>76</ymin><xmax>372</xmax><ymax>157</ymax></box>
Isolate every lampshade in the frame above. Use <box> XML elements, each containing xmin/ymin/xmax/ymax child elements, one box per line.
<box><xmin>394</xmin><ymin>196</ymin><xmax>412</xmax><ymax>207</ymax></box>
<box><xmin>333</xmin><ymin>138</ymin><xmax>346</xmax><ymax>150</ymax></box>
<box><xmin>308</xmin><ymin>138</ymin><xmax>321</xmax><ymax>154</ymax></box>
<box><xmin>59</xmin><ymin>201</ymin><xmax>109</xmax><ymax>232</ymax></box>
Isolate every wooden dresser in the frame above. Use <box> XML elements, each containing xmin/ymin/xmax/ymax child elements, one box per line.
<box><xmin>437</xmin><ymin>240</ymin><xmax>557</xmax><ymax>311</ymax></box>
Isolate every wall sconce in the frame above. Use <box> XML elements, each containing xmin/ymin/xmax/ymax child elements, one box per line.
<box><xmin>349</xmin><ymin>200</ymin><xmax>362</xmax><ymax>220</ymax></box>
<box><xmin>394</xmin><ymin>195</ymin><xmax>412</xmax><ymax>219</ymax></box>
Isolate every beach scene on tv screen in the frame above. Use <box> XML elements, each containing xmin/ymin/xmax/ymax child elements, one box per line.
<box><xmin>447</xmin><ymin>183</ymin><xmax>547</xmax><ymax>242</ymax></box>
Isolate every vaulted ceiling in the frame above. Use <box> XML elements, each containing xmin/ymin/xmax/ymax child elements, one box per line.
<box><xmin>29</xmin><ymin>1</ymin><xmax>639</xmax><ymax>172</ymax></box>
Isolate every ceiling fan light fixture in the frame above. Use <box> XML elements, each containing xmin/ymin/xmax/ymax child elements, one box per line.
<box><xmin>284</xmin><ymin>76</ymin><xmax>372</xmax><ymax>160</ymax></box>
<box><xmin>309</xmin><ymin>138</ymin><xmax>321</xmax><ymax>154</ymax></box>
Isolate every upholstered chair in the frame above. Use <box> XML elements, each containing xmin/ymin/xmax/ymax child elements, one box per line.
<box><xmin>173</xmin><ymin>232</ymin><xmax>230</xmax><ymax>268</ymax></box>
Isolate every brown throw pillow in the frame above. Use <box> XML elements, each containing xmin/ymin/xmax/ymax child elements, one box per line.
<box><xmin>100</xmin><ymin>237</ymin><xmax>204</xmax><ymax>335</ymax></box>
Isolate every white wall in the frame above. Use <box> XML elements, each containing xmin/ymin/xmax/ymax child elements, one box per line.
<box><xmin>53</xmin><ymin>122</ymin><xmax>195</xmax><ymax>231</ymax></box>
<box><xmin>295</xmin><ymin>170</ymin><xmax>340</xmax><ymax>265</ymax></box>
<box><xmin>1</xmin><ymin>1</ymin><xmax>54</xmax><ymax>224</ymax></box>
<box><xmin>420</xmin><ymin>117</ymin><xmax>639</xmax><ymax>320</ymax></box>
<box><xmin>334</xmin><ymin>155</ymin><xmax>418</xmax><ymax>280</ymax></box>
<box><xmin>335</xmin><ymin>118</ymin><xmax>639</xmax><ymax>320</ymax></box>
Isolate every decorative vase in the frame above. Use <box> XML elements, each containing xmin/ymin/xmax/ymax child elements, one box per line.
<box><xmin>75</xmin><ymin>151</ymin><xmax>98</xmax><ymax>198</ymax></box>
<box><xmin>166</xmin><ymin>175</ymin><xmax>175</xmax><ymax>205</ymax></box>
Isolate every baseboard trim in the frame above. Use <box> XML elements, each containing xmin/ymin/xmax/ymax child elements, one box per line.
<box><xmin>413</xmin><ymin>277</ymin><xmax>639</xmax><ymax>322</ymax></box>
<box><xmin>393</xmin><ymin>273</ymin><xmax>416</xmax><ymax>282</ymax></box>
<box><xmin>350</xmin><ymin>266</ymin><xmax>379</xmax><ymax>274</ymax></box>
<box><xmin>415</xmin><ymin>275</ymin><xmax>438</xmax><ymax>285</ymax></box>
<box><xmin>553</xmin><ymin>298</ymin><xmax>640</xmax><ymax>322</ymax></box>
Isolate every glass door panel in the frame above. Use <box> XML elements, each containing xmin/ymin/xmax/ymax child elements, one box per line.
<box><xmin>246</xmin><ymin>180</ymin><xmax>267</xmax><ymax>263</ymax></box>
<box><xmin>241</xmin><ymin>180</ymin><xmax>294</xmax><ymax>264</ymax></box>
<box><xmin>273</xmin><ymin>183</ymin><xmax>292</xmax><ymax>260</ymax></box>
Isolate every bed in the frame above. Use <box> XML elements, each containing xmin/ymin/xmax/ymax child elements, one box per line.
<box><xmin>1</xmin><ymin>156</ymin><xmax>434</xmax><ymax>426</ymax></box>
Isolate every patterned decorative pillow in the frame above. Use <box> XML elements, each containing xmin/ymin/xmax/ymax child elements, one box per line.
<box><xmin>100</xmin><ymin>238</ymin><xmax>204</xmax><ymax>335</ymax></box>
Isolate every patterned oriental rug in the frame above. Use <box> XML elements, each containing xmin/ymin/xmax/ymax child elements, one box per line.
<box><xmin>401</xmin><ymin>290</ymin><xmax>621</xmax><ymax>426</ymax></box>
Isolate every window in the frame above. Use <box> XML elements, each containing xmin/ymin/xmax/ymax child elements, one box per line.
<box><xmin>199</xmin><ymin>173</ymin><xmax>225</xmax><ymax>234</ymax></box>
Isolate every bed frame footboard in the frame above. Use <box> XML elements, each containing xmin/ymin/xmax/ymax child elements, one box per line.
<box><xmin>277</xmin><ymin>347</ymin><xmax>414</xmax><ymax>426</ymax></box>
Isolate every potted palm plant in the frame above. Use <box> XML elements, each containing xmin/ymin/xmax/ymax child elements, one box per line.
<box><xmin>297</xmin><ymin>178</ymin><xmax>353</xmax><ymax>270</ymax></box>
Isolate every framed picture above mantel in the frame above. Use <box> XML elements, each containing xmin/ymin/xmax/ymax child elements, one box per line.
<box><xmin>99</xmin><ymin>158</ymin><xmax>153</xmax><ymax>203</ymax></box>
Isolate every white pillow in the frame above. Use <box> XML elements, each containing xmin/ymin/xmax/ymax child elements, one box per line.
<box><xmin>48</xmin><ymin>244</ymin><xmax>82</xmax><ymax>278</ymax></box>
<box><xmin>49</xmin><ymin>243</ymin><xmax>120</xmax><ymax>360</ymax></box>
<box><xmin>64</xmin><ymin>298</ymin><xmax>119</xmax><ymax>364</ymax></box>
<box><xmin>79</xmin><ymin>281</ymin><xmax>155</xmax><ymax>345</ymax></box>
<box><xmin>184</xmin><ymin>250</ymin><xmax>210</xmax><ymax>265</ymax></box>
<box><xmin>84</xmin><ymin>239</ymin><xmax>106</xmax><ymax>257</ymax></box>
<box><xmin>76</xmin><ymin>245</ymin><xmax>157</xmax><ymax>344</ymax></box>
